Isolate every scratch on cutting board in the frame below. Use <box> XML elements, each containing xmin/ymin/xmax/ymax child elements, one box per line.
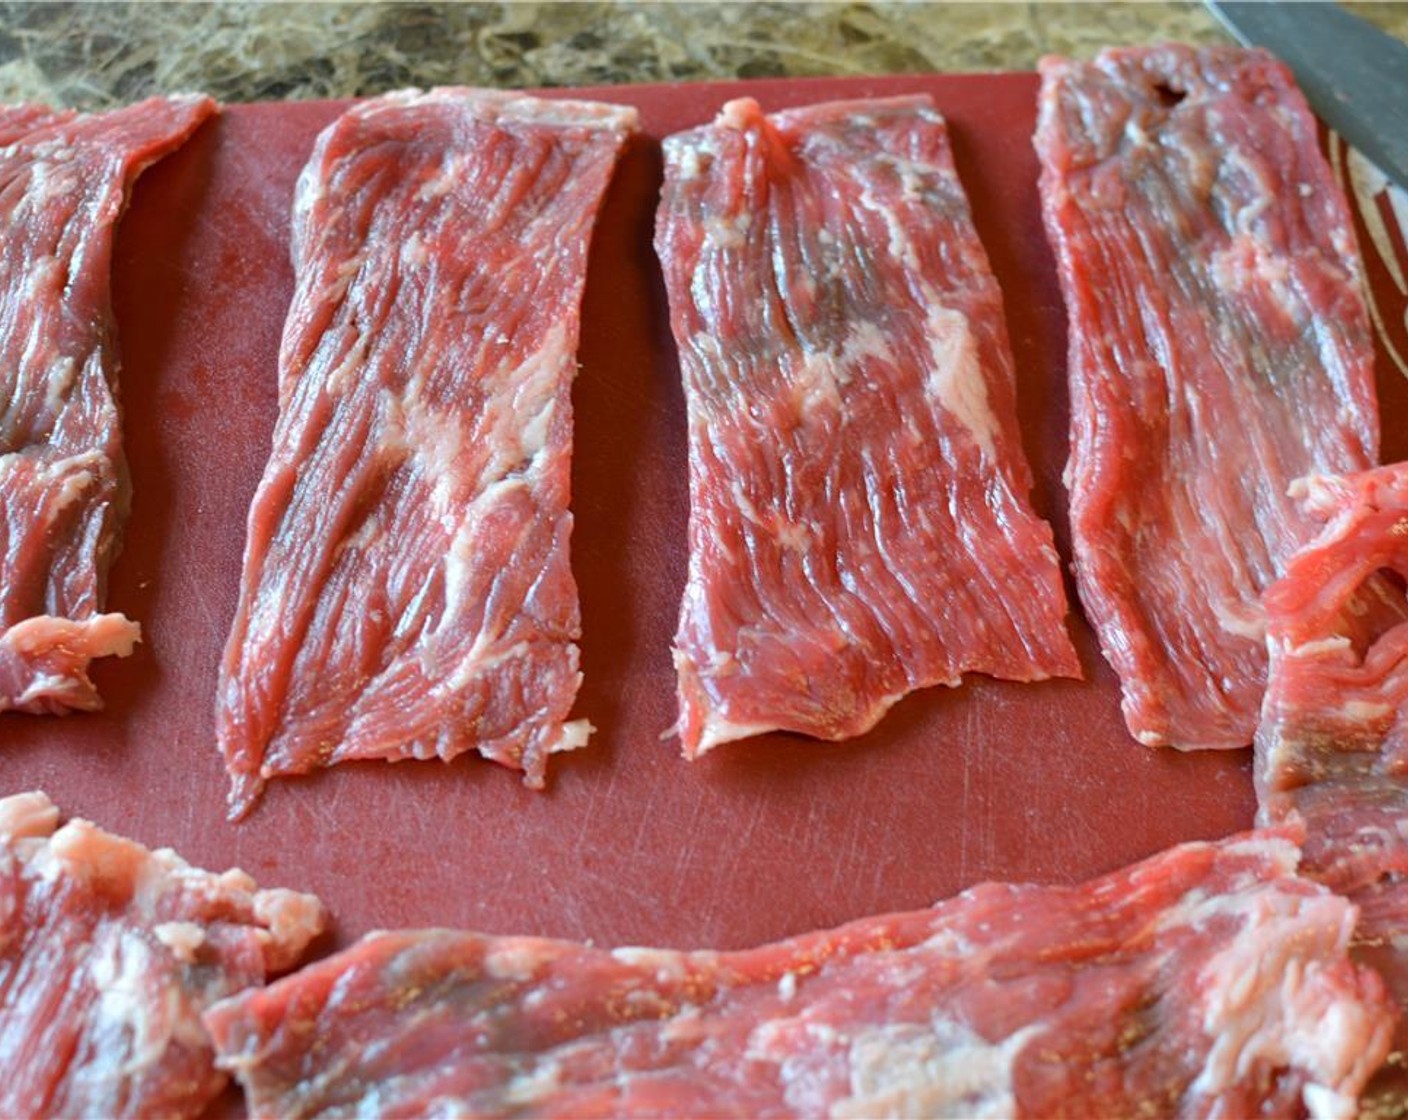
<box><xmin>567</xmin><ymin>770</ymin><xmax>612</xmax><ymax>853</ymax></box>
<box><xmin>798</xmin><ymin>792</ymin><xmax>833</xmax><ymax>853</ymax></box>
<box><xmin>668</xmin><ymin>795</ymin><xmax>706</xmax><ymax>882</ymax></box>
<box><xmin>573</xmin><ymin>862</ymin><xmax>677</xmax><ymax>934</ymax></box>
<box><xmin>626</xmin><ymin>787</ymin><xmax>671</xmax><ymax>861</ymax></box>
<box><xmin>690</xmin><ymin>795</ymin><xmax>767</xmax><ymax>929</ymax></box>
<box><xmin>957</xmin><ymin>738</ymin><xmax>972</xmax><ymax>887</ymax></box>
<box><xmin>177</xmin><ymin>547</ymin><xmax>221</xmax><ymax>638</ymax></box>
<box><xmin>717</xmin><ymin>796</ymin><xmax>765</xmax><ymax>872</ymax></box>
<box><xmin>956</xmin><ymin>697</ymin><xmax>989</xmax><ymax>887</ymax></box>
<box><xmin>825</xmin><ymin>768</ymin><xmax>879</xmax><ymax>898</ymax></box>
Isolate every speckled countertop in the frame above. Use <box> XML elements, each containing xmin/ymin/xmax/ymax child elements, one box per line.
<box><xmin>1</xmin><ymin>2</ymin><xmax>1405</xmax><ymax>108</ymax></box>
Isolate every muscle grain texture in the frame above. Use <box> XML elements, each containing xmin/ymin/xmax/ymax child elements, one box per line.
<box><xmin>215</xmin><ymin>89</ymin><xmax>636</xmax><ymax>818</ymax></box>
<box><xmin>657</xmin><ymin>96</ymin><xmax>1078</xmax><ymax>757</ymax></box>
<box><xmin>1036</xmin><ymin>45</ymin><xmax>1379</xmax><ymax>749</ymax></box>
<box><xmin>0</xmin><ymin>791</ymin><xmax>326</xmax><ymax>1119</ymax></box>
<box><xmin>1253</xmin><ymin>465</ymin><xmax>1408</xmax><ymax>1113</ymax></box>
<box><xmin>0</xmin><ymin>95</ymin><xmax>215</xmax><ymax>713</ymax></box>
<box><xmin>205</xmin><ymin>832</ymin><xmax>1390</xmax><ymax>1119</ymax></box>
<box><xmin>1256</xmin><ymin>466</ymin><xmax>1408</xmax><ymax>890</ymax></box>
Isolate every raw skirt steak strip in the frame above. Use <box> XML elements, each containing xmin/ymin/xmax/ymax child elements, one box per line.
<box><xmin>204</xmin><ymin>832</ymin><xmax>1391</xmax><ymax>1119</ymax></box>
<box><xmin>656</xmin><ymin>96</ymin><xmax>1078</xmax><ymax>757</ymax></box>
<box><xmin>1253</xmin><ymin>464</ymin><xmax>1408</xmax><ymax>1112</ymax></box>
<box><xmin>0</xmin><ymin>94</ymin><xmax>215</xmax><ymax>714</ymax></box>
<box><xmin>215</xmin><ymin>89</ymin><xmax>637</xmax><ymax>819</ymax></box>
<box><xmin>0</xmin><ymin>791</ymin><xmax>326</xmax><ymax>1119</ymax></box>
<box><xmin>1035</xmin><ymin>45</ymin><xmax>1380</xmax><ymax>750</ymax></box>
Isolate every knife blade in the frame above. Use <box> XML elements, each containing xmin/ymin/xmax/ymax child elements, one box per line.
<box><xmin>1207</xmin><ymin>1</ymin><xmax>1408</xmax><ymax>193</ymax></box>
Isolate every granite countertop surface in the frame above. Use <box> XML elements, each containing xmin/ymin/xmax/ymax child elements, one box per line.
<box><xmin>1</xmin><ymin>1</ymin><xmax>1405</xmax><ymax>108</ymax></box>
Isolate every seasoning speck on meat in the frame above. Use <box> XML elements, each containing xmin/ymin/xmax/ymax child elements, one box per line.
<box><xmin>204</xmin><ymin>831</ymin><xmax>1390</xmax><ymax>1119</ymax></box>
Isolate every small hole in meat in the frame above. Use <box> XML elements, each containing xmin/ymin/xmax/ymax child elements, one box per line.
<box><xmin>1151</xmin><ymin>82</ymin><xmax>1186</xmax><ymax>108</ymax></box>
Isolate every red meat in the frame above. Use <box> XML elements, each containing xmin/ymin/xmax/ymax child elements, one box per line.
<box><xmin>204</xmin><ymin>831</ymin><xmax>1390</xmax><ymax>1119</ymax></box>
<box><xmin>655</xmin><ymin>96</ymin><xmax>1078</xmax><ymax>758</ymax></box>
<box><xmin>1035</xmin><ymin>45</ymin><xmax>1379</xmax><ymax>750</ymax></box>
<box><xmin>0</xmin><ymin>95</ymin><xmax>215</xmax><ymax>714</ymax></box>
<box><xmin>214</xmin><ymin>89</ymin><xmax>637</xmax><ymax>818</ymax></box>
<box><xmin>1255</xmin><ymin>465</ymin><xmax>1408</xmax><ymax>891</ymax></box>
<box><xmin>1254</xmin><ymin>464</ymin><xmax>1408</xmax><ymax>1113</ymax></box>
<box><xmin>0</xmin><ymin>791</ymin><xmax>325</xmax><ymax>1119</ymax></box>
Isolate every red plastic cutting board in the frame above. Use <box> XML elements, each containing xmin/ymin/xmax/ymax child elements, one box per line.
<box><xmin>7</xmin><ymin>73</ymin><xmax>1408</xmax><ymax>958</ymax></box>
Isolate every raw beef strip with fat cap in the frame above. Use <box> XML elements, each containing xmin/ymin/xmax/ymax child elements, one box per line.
<box><xmin>0</xmin><ymin>790</ymin><xmax>326</xmax><ymax>1119</ymax></box>
<box><xmin>0</xmin><ymin>94</ymin><xmax>216</xmax><ymax>714</ymax></box>
<box><xmin>656</xmin><ymin>95</ymin><xmax>1079</xmax><ymax>758</ymax></box>
<box><xmin>1035</xmin><ymin>45</ymin><xmax>1379</xmax><ymax>750</ymax></box>
<box><xmin>215</xmin><ymin>88</ymin><xmax>636</xmax><ymax>819</ymax></box>
<box><xmin>204</xmin><ymin>830</ymin><xmax>1390</xmax><ymax>1119</ymax></box>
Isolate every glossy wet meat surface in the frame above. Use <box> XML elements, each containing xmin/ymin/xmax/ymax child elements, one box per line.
<box><xmin>1036</xmin><ymin>45</ymin><xmax>1379</xmax><ymax>750</ymax></box>
<box><xmin>1253</xmin><ymin>465</ymin><xmax>1408</xmax><ymax>1114</ymax></box>
<box><xmin>0</xmin><ymin>791</ymin><xmax>325</xmax><ymax>1119</ymax></box>
<box><xmin>214</xmin><ymin>89</ymin><xmax>636</xmax><ymax>818</ymax></box>
<box><xmin>205</xmin><ymin>831</ymin><xmax>1390</xmax><ymax>1119</ymax></box>
<box><xmin>0</xmin><ymin>95</ymin><xmax>214</xmax><ymax>713</ymax></box>
<box><xmin>657</xmin><ymin>95</ymin><xmax>1078</xmax><ymax>758</ymax></box>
